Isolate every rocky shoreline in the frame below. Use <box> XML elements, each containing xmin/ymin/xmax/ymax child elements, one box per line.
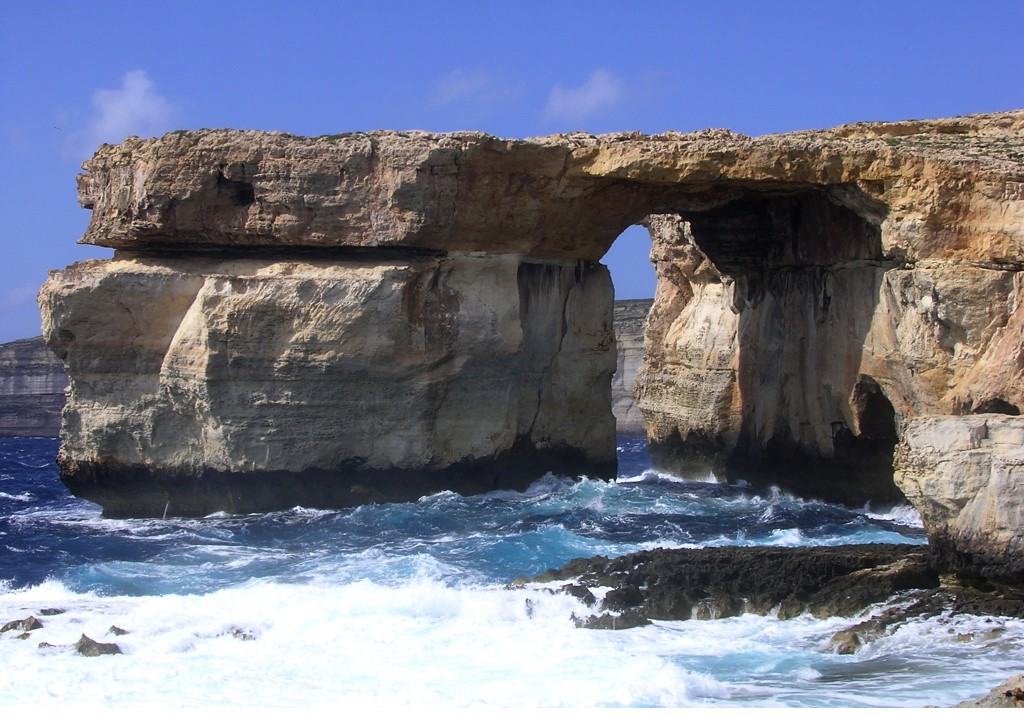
<box><xmin>7</xmin><ymin>540</ymin><xmax>1019</xmax><ymax>705</ymax></box>
<box><xmin>514</xmin><ymin>543</ymin><xmax>1024</xmax><ymax>705</ymax></box>
<box><xmin>518</xmin><ymin>545</ymin><xmax>941</xmax><ymax>627</ymax></box>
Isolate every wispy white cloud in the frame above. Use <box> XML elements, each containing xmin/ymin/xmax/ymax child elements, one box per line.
<box><xmin>543</xmin><ymin>69</ymin><xmax>625</xmax><ymax>123</ymax></box>
<box><xmin>1</xmin><ymin>284</ymin><xmax>39</xmax><ymax>310</ymax></box>
<box><xmin>430</xmin><ymin>68</ymin><xmax>523</xmax><ymax>110</ymax></box>
<box><xmin>69</xmin><ymin>70</ymin><xmax>175</xmax><ymax>158</ymax></box>
<box><xmin>432</xmin><ymin>69</ymin><xmax>492</xmax><ymax>105</ymax></box>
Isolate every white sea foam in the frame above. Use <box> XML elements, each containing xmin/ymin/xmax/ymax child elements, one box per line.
<box><xmin>0</xmin><ymin>491</ymin><xmax>33</xmax><ymax>502</ymax></box>
<box><xmin>864</xmin><ymin>503</ymin><xmax>925</xmax><ymax>528</ymax></box>
<box><xmin>615</xmin><ymin>468</ymin><xmax>716</xmax><ymax>484</ymax></box>
<box><xmin>0</xmin><ymin>578</ymin><xmax>719</xmax><ymax>707</ymax></box>
<box><xmin>0</xmin><ymin>577</ymin><xmax>1021</xmax><ymax>708</ymax></box>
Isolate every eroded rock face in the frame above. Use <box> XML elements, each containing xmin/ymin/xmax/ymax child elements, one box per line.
<box><xmin>42</xmin><ymin>255</ymin><xmax>614</xmax><ymax>516</ymax></box>
<box><xmin>634</xmin><ymin>115</ymin><xmax>1024</xmax><ymax>508</ymax></box>
<box><xmin>0</xmin><ymin>302</ymin><xmax>651</xmax><ymax>442</ymax></box>
<box><xmin>895</xmin><ymin>415</ymin><xmax>1024</xmax><ymax>583</ymax></box>
<box><xmin>41</xmin><ymin>111</ymin><xmax>1024</xmax><ymax>548</ymax></box>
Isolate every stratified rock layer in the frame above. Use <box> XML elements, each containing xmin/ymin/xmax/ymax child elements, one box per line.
<box><xmin>0</xmin><ymin>299</ymin><xmax>647</xmax><ymax>445</ymax></box>
<box><xmin>42</xmin><ymin>110</ymin><xmax>1024</xmax><ymax>573</ymax></box>
<box><xmin>611</xmin><ymin>299</ymin><xmax>652</xmax><ymax>433</ymax></box>
<box><xmin>0</xmin><ymin>337</ymin><xmax>67</xmax><ymax>437</ymax></box>
<box><xmin>43</xmin><ymin>255</ymin><xmax>614</xmax><ymax>516</ymax></box>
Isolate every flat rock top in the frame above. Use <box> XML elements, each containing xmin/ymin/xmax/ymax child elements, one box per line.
<box><xmin>75</xmin><ymin>111</ymin><xmax>1024</xmax><ymax>261</ymax></box>
<box><xmin>88</xmin><ymin>109</ymin><xmax>1024</xmax><ymax>169</ymax></box>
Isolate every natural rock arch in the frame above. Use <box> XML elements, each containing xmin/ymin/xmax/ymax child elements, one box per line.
<box><xmin>41</xmin><ymin>111</ymin><xmax>1024</xmax><ymax>582</ymax></box>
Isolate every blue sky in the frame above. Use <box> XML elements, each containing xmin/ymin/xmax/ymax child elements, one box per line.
<box><xmin>1</xmin><ymin>0</ymin><xmax>1022</xmax><ymax>341</ymax></box>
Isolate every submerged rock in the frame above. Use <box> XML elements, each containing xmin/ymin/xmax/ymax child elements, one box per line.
<box><xmin>525</xmin><ymin>545</ymin><xmax>938</xmax><ymax>628</ymax></box>
<box><xmin>1</xmin><ymin>616</ymin><xmax>43</xmax><ymax>633</ymax></box>
<box><xmin>224</xmin><ymin>627</ymin><xmax>256</xmax><ymax>641</ymax></box>
<box><xmin>107</xmin><ymin>625</ymin><xmax>129</xmax><ymax>636</ymax></box>
<box><xmin>823</xmin><ymin>581</ymin><xmax>1022</xmax><ymax>654</ymax></box>
<box><xmin>558</xmin><ymin>584</ymin><xmax>597</xmax><ymax>607</ymax></box>
<box><xmin>533</xmin><ymin>545</ymin><xmax>1024</xmax><ymax>638</ymax></box>
<box><xmin>573</xmin><ymin>610</ymin><xmax>651</xmax><ymax>630</ymax></box>
<box><xmin>825</xmin><ymin>591</ymin><xmax>957</xmax><ymax>654</ymax></box>
<box><xmin>74</xmin><ymin>634</ymin><xmax>122</xmax><ymax>656</ymax></box>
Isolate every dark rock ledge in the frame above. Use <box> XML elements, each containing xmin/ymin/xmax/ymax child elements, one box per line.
<box><xmin>516</xmin><ymin>544</ymin><xmax>1024</xmax><ymax>642</ymax></box>
<box><xmin>516</xmin><ymin>545</ymin><xmax>940</xmax><ymax>628</ymax></box>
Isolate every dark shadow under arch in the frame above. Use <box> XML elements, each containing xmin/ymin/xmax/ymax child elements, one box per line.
<box><xmin>634</xmin><ymin>186</ymin><xmax>903</xmax><ymax>505</ymax></box>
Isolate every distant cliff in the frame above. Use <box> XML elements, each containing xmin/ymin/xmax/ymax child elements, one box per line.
<box><xmin>0</xmin><ymin>302</ymin><xmax>648</xmax><ymax>441</ymax></box>
<box><xmin>612</xmin><ymin>299</ymin><xmax>651</xmax><ymax>433</ymax></box>
<box><xmin>0</xmin><ymin>337</ymin><xmax>67</xmax><ymax>437</ymax></box>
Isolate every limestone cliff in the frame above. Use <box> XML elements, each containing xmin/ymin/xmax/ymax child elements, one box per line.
<box><xmin>611</xmin><ymin>299</ymin><xmax>652</xmax><ymax>433</ymax></box>
<box><xmin>41</xmin><ymin>111</ymin><xmax>1024</xmax><ymax>581</ymax></box>
<box><xmin>0</xmin><ymin>337</ymin><xmax>67</xmax><ymax>437</ymax></box>
<box><xmin>43</xmin><ymin>256</ymin><xmax>614</xmax><ymax>516</ymax></box>
<box><xmin>0</xmin><ymin>300</ymin><xmax>646</xmax><ymax>445</ymax></box>
<box><xmin>895</xmin><ymin>415</ymin><xmax>1024</xmax><ymax>584</ymax></box>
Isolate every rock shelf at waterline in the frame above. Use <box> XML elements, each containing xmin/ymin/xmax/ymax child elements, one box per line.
<box><xmin>517</xmin><ymin>543</ymin><xmax>1024</xmax><ymax>650</ymax></box>
<box><xmin>518</xmin><ymin>544</ymin><xmax>939</xmax><ymax>626</ymax></box>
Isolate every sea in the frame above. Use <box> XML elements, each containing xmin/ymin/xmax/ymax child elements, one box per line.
<box><xmin>1</xmin><ymin>435</ymin><xmax>1021</xmax><ymax>708</ymax></box>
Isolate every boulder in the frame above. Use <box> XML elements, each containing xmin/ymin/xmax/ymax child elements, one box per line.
<box><xmin>895</xmin><ymin>415</ymin><xmax>1024</xmax><ymax>584</ymax></box>
<box><xmin>1</xmin><ymin>616</ymin><xmax>43</xmax><ymax>633</ymax></box>
<box><xmin>74</xmin><ymin>634</ymin><xmax>122</xmax><ymax>656</ymax></box>
<box><xmin>956</xmin><ymin>674</ymin><xmax>1024</xmax><ymax>707</ymax></box>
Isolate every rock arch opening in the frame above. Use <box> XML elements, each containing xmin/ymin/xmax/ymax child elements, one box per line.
<box><xmin>604</xmin><ymin>225</ymin><xmax>656</xmax><ymax>435</ymax></box>
<box><xmin>626</xmin><ymin>184</ymin><xmax>901</xmax><ymax>503</ymax></box>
